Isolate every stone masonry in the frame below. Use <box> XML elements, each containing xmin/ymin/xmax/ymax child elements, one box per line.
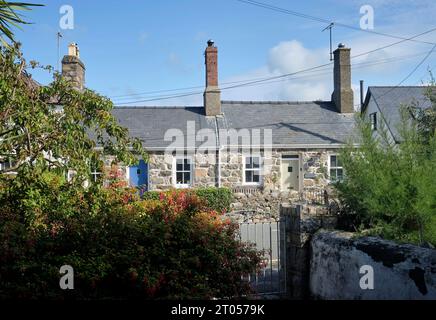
<box><xmin>142</xmin><ymin>148</ymin><xmax>340</xmax><ymax>215</ymax></box>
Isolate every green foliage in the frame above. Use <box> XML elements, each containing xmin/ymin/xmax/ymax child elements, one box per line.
<box><xmin>0</xmin><ymin>44</ymin><xmax>147</xmax><ymax>187</ymax></box>
<box><xmin>0</xmin><ymin>178</ymin><xmax>262</xmax><ymax>299</ymax></box>
<box><xmin>0</xmin><ymin>1</ymin><xmax>43</xmax><ymax>46</ymax></box>
<box><xmin>195</xmin><ymin>187</ymin><xmax>233</xmax><ymax>213</ymax></box>
<box><xmin>0</xmin><ymin>33</ymin><xmax>260</xmax><ymax>301</ymax></box>
<box><xmin>406</xmin><ymin>80</ymin><xmax>436</xmax><ymax>145</ymax></box>
<box><xmin>336</xmin><ymin>89</ymin><xmax>436</xmax><ymax>246</ymax></box>
<box><xmin>143</xmin><ymin>188</ymin><xmax>233</xmax><ymax>213</ymax></box>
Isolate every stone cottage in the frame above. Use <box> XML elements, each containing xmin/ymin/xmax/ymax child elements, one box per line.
<box><xmin>61</xmin><ymin>41</ymin><xmax>357</xmax><ymax>214</ymax></box>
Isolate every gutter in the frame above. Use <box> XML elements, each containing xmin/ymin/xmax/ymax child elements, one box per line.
<box><xmin>94</xmin><ymin>143</ymin><xmax>359</xmax><ymax>152</ymax></box>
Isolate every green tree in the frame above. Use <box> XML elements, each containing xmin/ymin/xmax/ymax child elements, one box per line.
<box><xmin>406</xmin><ymin>77</ymin><xmax>436</xmax><ymax>145</ymax></box>
<box><xmin>336</xmin><ymin>85</ymin><xmax>436</xmax><ymax>246</ymax></box>
<box><xmin>0</xmin><ymin>43</ymin><xmax>146</xmax><ymax>187</ymax></box>
<box><xmin>0</xmin><ymin>1</ymin><xmax>42</xmax><ymax>46</ymax></box>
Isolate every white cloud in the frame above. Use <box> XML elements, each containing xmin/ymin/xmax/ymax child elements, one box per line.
<box><xmin>220</xmin><ymin>40</ymin><xmax>332</xmax><ymax>102</ymax></box>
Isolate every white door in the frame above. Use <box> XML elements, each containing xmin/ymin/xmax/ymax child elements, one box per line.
<box><xmin>281</xmin><ymin>158</ymin><xmax>300</xmax><ymax>191</ymax></box>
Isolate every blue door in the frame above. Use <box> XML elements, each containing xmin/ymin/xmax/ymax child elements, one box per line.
<box><xmin>129</xmin><ymin>160</ymin><xmax>148</xmax><ymax>191</ymax></box>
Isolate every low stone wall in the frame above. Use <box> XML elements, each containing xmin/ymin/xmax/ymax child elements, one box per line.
<box><xmin>310</xmin><ymin>230</ymin><xmax>436</xmax><ymax>300</ymax></box>
<box><xmin>230</xmin><ymin>188</ymin><xmax>298</xmax><ymax>216</ymax></box>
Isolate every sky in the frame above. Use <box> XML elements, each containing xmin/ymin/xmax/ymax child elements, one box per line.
<box><xmin>14</xmin><ymin>0</ymin><xmax>436</xmax><ymax>107</ymax></box>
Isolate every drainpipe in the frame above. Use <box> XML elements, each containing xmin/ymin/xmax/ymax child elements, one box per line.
<box><xmin>214</xmin><ymin>117</ymin><xmax>222</xmax><ymax>187</ymax></box>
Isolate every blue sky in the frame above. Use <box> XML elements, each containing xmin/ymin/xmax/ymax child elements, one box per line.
<box><xmin>15</xmin><ymin>0</ymin><xmax>436</xmax><ymax>106</ymax></box>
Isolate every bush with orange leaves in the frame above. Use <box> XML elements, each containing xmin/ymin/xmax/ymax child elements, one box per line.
<box><xmin>0</xmin><ymin>171</ymin><xmax>263</xmax><ymax>299</ymax></box>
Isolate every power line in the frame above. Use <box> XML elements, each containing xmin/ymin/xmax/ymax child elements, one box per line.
<box><xmin>235</xmin><ymin>0</ymin><xmax>436</xmax><ymax>46</ymax></box>
<box><xmin>114</xmin><ymin>48</ymin><xmax>435</xmax><ymax>105</ymax></box>
<box><xmin>115</xmin><ymin>62</ymin><xmax>333</xmax><ymax>105</ymax></box>
<box><xmin>351</xmin><ymin>27</ymin><xmax>436</xmax><ymax>59</ymax></box>
<box><xmin>111</xmin><ymin>24</ymin><xmax>436</xmax><ymax>103</ymax></box>
<box><xmin>375</xmin><ymin>44</ymin><xmax>436</xmax><ymax>100</ymax></box>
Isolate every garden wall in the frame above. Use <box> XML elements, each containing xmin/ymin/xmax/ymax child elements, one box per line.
<box><xmin>310</xmin><ymin>230</ymin><xmax>436</xmax><ymax>300</ymax></box>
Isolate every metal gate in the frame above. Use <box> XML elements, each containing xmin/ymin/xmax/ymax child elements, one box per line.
<box><xmin>239</xmin><ymin>217</ymin><xmax>287</xmax><ymax>297</ymax></box>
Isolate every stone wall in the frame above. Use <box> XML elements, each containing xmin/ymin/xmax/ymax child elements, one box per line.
<box><xmin>310</xmin><ymin>230</ymin><xmax>436</xmax><ymax>300</ymax></box>
<box><xmin>139</xmin><ymin>149</ymin><xmax>338</xmax><ymax>210</ymax></box>
<box><xmin>148</xmin><ymin>152</ymin><xmax>173</xmax><ymax>190</ymax></box>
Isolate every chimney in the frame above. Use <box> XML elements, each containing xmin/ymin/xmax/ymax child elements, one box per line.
<box><xmin>62</xmin><ymin>43</ymin><xmax>85</xmax><ymax>91</ymax></box>
<box><xmin>203</xmin><ymin>40</ymin><xmax>221</xmax><ymax>116</ymax></box>
<box><xmin>331</xmin><ymin>43</ymin><xmax>353</xmax><ymax>113</ymax></box>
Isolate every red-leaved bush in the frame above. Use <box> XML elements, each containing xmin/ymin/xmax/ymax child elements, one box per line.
<box><xmin>0</xmin><ymin>172</ymin><xmax>263</xmax><ymax>299</ymax></box>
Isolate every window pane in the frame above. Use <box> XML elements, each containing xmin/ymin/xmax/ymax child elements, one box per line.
<box><xmin>253</xmin><ymin>171</ymin><xmax>260</xmax><ymax>183</ymax></box>
<box><xmin>330</xmin><ymin>169</ymin><xmax>336</xmax><ymax>180</ymax></box>
<box><xmin>337</xmin><ymin>169</ymin><xmax>343</xmax><ymax>181</ymax></box>
<box><xmin>176</xmin><ymin>159</ymin><xmax>183</xmax><ymax>171</ymax></box>
<box><xmin>330</xmin><ymin>156</ymin><xmax>337</xmax><ymax>167</ymax></box>
<box><xmin>183</xmin><ymin>172</ymin><xmax>191</xmax><ymax>184</ymax></box>
<box><xmin>245</xmin><ymin>170</ymin><xmax>253</xmax><ymax>182</ymax></box>
<box><xmin>184</xmin><ymin>159</ymin><xmax>191</xmax><ymax>171</ymax></box>
<box><xmin>252</xmin><ymin>157</ymin><xmax>260</xmax><ymax>168</ymax></box>
<box><xmin>336</xmin><ymin>157</ymin><xmax>343</xmax><ymax>167</ymax></box>
<box><xmin>176</xmin><ymin>172</ymin><xmax>183</xmax><ymax>183</ymax></box>
<box><xmin>245</xmin><ymin>157</ymin><xmax>252</xmax><ymax>169</ymax></box>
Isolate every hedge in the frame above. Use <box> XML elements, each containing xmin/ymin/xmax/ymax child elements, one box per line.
<box><xmin>0</xmin><ymin>179</ymin><xmax>261</xmax><ymax>299</ymax></box>
<box><xmin>141</xmin><ymin>187</ymin><xmax>233</xmax><ymax>213</ymax></box>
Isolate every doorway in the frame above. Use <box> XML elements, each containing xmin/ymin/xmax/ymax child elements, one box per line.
<box><xmin>281</xmin><ymin>155</ymin><xmax>300</xmax><ymax>191</ymax></box>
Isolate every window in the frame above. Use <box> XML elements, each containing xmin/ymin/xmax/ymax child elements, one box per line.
<box><xmin>369</xmin><ymin>112</ymin><xmax>377</xmax><ymax>131</ymax></box>
<box><xmin>91</xmin><ymin>168</ymin><xmax>103</xmax><ymax>183</ymax></box>
<box><xmin>244</xmin><ymin>156</ymin><xmax>262</xmax><ymax>185</ymax></box>
<box><xmin>174</xmin><ymin>157</ymin><xmax>192</xmax><ymax>188</ymax></box>
<box><xmin>329</xmin><ymin>155</ymin><xmax>344</xmax><ymax>182</ymax></box>
<box><xmin>0</xmin><ymin>159</ymin><xmax>12</xmax><ymax>171</ymax></box>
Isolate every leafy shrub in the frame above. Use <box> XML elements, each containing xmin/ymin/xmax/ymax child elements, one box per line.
<box><xmin>0</xmin><ymin>176</ymin><xmax>261</xmax><ymax>299</ymax></box>
<box><xmin>142</xmin><ymin>187</ymin><xmax>233</xmax><ymax>213</ymax></box>
<box><xmin>336</xmin><ymin>109</ymin><xmax>436</xmax><ymax>246</ymax></box>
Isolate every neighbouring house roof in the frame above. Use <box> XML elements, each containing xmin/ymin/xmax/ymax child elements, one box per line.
<box><xmin>112</xmin><ymin>100</ymin><xmax>357</xmax><ymax>150</ymax></box>
<box><xmin>362</xmin><ymin>86</ymin><xmax>433</xmax><ymax>143</ymax></box>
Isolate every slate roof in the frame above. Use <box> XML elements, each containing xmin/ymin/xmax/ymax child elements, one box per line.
<box><xmin>112</xmin><ymin>101</ymin><xmax>357</xmax><ymax>150</ymax></box>
<box><xmin>111</xmin><ymin>106</ymin><xmax>217</xmax><ymax>149</ymax></box>
<box><xmin>363</xmin><ymin>86</ymin><xmax>433</xmax><ymax>142</ymax></box>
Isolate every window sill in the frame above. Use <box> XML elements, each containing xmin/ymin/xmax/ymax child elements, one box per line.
<box><xmin>174</xmin><ymin>184</ymin><xmax>192</xmax><ymax>189</ymax></box>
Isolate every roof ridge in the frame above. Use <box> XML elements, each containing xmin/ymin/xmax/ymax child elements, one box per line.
<box><xmin>114</xmin><ymin>105</ymin><xmax>203</xmax><ymax>109</ymax></box>
<box><xmin>221</xmin><ymin>100</ymin><xmax>329</xmax><ymax>105</ymax></box>
<box><xmin>368</xmin><ymin>85</ymin><xmax>428</xmax><ymax>88</ymax></box>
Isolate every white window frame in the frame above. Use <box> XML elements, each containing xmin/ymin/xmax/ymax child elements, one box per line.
<box><xmin>0</xmin><ymin>158</ymin><xmax>16</xmax><ymax>174</ymax></box>
<box><xmin>243</xmin><ymin>154</ymin><xmax>263</xmax><ymax>186</ymax></box>
<box><xmin>328</xmin><ymin>154</ymin><xmax>344</xmax><ymax>182</ymax></box>
<box><xmin>369</xmin><ymin>112</ymin><xmax>377</xmax><ymax>131</ymax></box>
<box><xmin>90</xmin><ymin>168</ymin><xmax>103</xmax><ymax>183</ymax></box>
<box><xmin>172</xmin><ymin>156</ymin><xmax>193</xmax><ymax>189</ymax></box>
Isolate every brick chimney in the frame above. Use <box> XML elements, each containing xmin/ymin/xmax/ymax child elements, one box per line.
<box><xmin>204</xmin><ymin>40</ymin><xmax>221</xmax><ymax>116</ymax></box>
<box><xmin>331</xmin><ymin>43</ymin><xmax>353</xmax><ymax>113</ymax></box>
<box><xmin>62</xmin><ymin>43</ymin><xmax>85</xmax><ymax>91</ymax></box>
